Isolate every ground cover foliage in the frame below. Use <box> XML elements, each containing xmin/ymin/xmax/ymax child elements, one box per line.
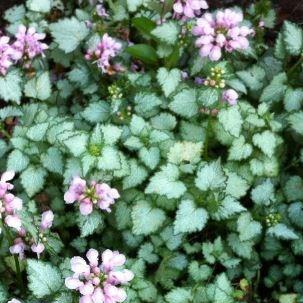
<box><xmin>0</xmin><ymin>0</ymin><xmax>303</xmax><ymax>302</ymax></box>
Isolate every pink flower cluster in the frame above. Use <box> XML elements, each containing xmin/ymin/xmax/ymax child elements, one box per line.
<box><xmin>12</xmin><ymin>25</ymin><xmax>48</xmax><ymax>64</ymax></box>
<box><xmin>96</xmin><ymin>0</ymin><xmax>108</xmax><ymax>17</ymax></box>
<box><xmin>64</xmin><ymin>177</ymin><xmax>120</xmax><ymax>216</ymax></box>
<box><xmin>0</xmin><ymin>171</ymin><xmax>22</xmax><ymax>231</ymax></box>
<box><xmin>193</xmin><ymin>9</ymin><xmax>254</xmax><ymax>61</ymax></box>
<box><xmin>10</xmin><ymin>210</ymin><xmax>54</xmax><ymax>259</ymax></box>
<box><xmin>65</xmin><ymin>249</ymin><xmax>134</xmax><ymax>303</ymax></box>
<box><xmin>0</xmin><ymin>36</ymin><xmax>14</xmax><ymax>76</ymax></box>
<box><xmin>85</xmin><ymin>34</ymin><xmax>122</xmax><ymax>73</ymax></box>
<box><xmin>173</xmin><ymin>0</ymin><xmax>208</xmax><ymax>19</ymax></box>
<box><xmin>222</xmin><ymin>89</ymin><xmax>238</xmax><ymax>105</ymax></box>
<box><xmin>0</xmin><ymin>25</ymin><xmax>47</xmax><ymax>76</ymax></box>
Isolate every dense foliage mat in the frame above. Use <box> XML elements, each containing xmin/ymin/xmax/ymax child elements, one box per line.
<box><xmin>0</xmin><ymin>0</ymin><xmax>303</xmax><ymax>302</ymax></box>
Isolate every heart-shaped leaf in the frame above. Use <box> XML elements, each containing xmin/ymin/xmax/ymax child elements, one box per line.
<box><xmin>174</xmin><ymin>200</ymin><xmax>208</xmax><ymax>234</ymax></box>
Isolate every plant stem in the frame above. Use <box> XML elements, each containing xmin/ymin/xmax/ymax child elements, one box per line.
<box><xmin>2</xmin><ymin>223</ymin><xmax>25</xmax><ymax>293</ymax></box>
<box><xmin>203</xmin><ymin>116</ymin><xmax>212</xmax><ymax>161</ymax></box>
<box><xmin>0</xmin><ymin>126</ymin><xmax>11</xmax><ymax>139</ymax></box>
<box><xmin>287</xmin><ymin>55</ymin><xmax>303</xmax><ymax>77</ymax></box>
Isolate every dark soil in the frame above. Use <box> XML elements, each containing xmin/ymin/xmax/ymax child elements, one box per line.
<box><xmin>0</xmin><ymin>0</ymin><xmax>23</xmax><ymax>14</ymax></box>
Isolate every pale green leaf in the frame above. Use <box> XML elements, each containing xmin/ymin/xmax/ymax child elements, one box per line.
<box><xmin>174</xmin><ymin>200</ymin><xmax>208</xmax><ymax>234</ymax></box>
<box><xmin>50</xmin><ymin>17</ymin><xmax>89</xmax><ymax>53</ymax></box>
<box><xmin>24</xmin><ymin>72</ymin><xmax>51</xmax><ymax>101</ymax></box>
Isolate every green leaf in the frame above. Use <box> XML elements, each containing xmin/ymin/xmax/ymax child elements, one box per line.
<box><xmin>218</xmin><ymin>106</ymin><xmax>243</xmax><ymax>137</ymax></box>
<box><xmin>123</xmin><ymin>159</ymin><xmax>148</xmax><ymax>189</ymax></box>
<box><xmin>165</xmin><ymin>288</ymin><xmax>192</xmax><ymax>303</ymax></box>
<box><xmin>157</xmin><ymin>68</ymin><xmax>181</xmax><ymax>97</ymax></box>
<box><xmin>0</xmin><ymin>140</ymin><xmax>7</xmax><ymax>158</ymax></box>
<box><xmin>0</xmin><ymin>283</ymin><xmax>8</xmax><ymax>303</ymax></box>
<box><xmin>27</xmin><ymin>122</ymin><xmax>49</xmax><ymax>141</ymax></box>
<box><xmin>237</xmin><ymin>65</ymin><xmax>266</xmax><ymax>91</ymax></box>
<box><xmin>132</xmin><ymin>17</ymin><xmax>156</xmax><ymax>36</ymax></box>
<box><xmin>199</xmin><ymin>87</ymin><xmax>220</xmax><ymax>107</ymax></box>
<box><xmin>288</xmin><ymin>202</ymin><xmax>303</xmax><ymax>228</ymax></box>
<box><xmin>63</xmin><ymin>132</ymin><xmax>88</xmax><ymax>157</ymax></box>
<box><xmin>4</xmin><ymin>4</ymin><xmax>25</xmax><ymax>23</ymax></box>
<box><xmin>101</xmin><ymin>124</ymin><xmax>122</xmax><ymax>145</ymax></box>
<box><xmin>132</xmin><ymin>200</ymin><xmax>166</xmax><ymax>235</ymax></box>
<box><xmin>195</xmin><ymin>160</ymin><xmax>226</xmax><ymax>191</ymax></box>
<box><xmin>150</xmin><ymin>113</ymin><xmax>177</xmax><ymax>131</ymax></box>
<box><xmin>212</xmin><ymin>196</ymin><xmax>245</xmax><ymax>220</ymax></box>
<box><xmin>82</xmin><ymin>101</ymin><xmax>110</xmax><ymax>123</ymax></box>
<box><xmin>41</xmin><ymin>147</ymin><xmax>63</xmax><ymax>174</ymax></box>
<box><xmin>225</xmin><ymin>172</ymin><xmax>249</xmax><ymax>199</ymax></box>
<box><xmin>252</xmin><ymin>130</ymin><xmax>277</xmax><ymax>157</ymax></box>
<box><xmin>97</xmin><ymin>146</ymin><xmax>121</xmax><ymax>170</ymax></box>
<box><xmin>126</xmin><ymin>44</ymin><xmax>158</xmax><ymax>64</ymax></box>
<box><xmin>169</xmin><ymin>89</ymin><xmax>198</xmax><ymax>118</ymax></box>
<box><xmin>279</xmin><ymin>294</ymin><xmax>298</xmax><ymax>303</ymax></box>
<box><xmin>260</xmin><ymin>72</ymin><xmax>287</xmax><ymax>104</ymax></box>
<box><xmin>127</xmin><ymin>0</ymin><xmax>142</xmax><ymax>12</ymax></box>
<box><xmin>227</xmin><ymin>233</ymin><xmax>253</xmax><ymax>259</ymax></box>
<box><xmin>139</xmin><ymin>146</ymin><xmax>160</xmax><ymax>170</ymax></box>
<box><xmin>283</xmin><ymin>21</ymin><xmax>303</xmax><ymax>56</ymax></box>
<box><xmin>77</xmin><ymin>211</ymin><xmax>104</xmax><ymax>237</ymax></box>
<box><xmin>50</xmin><ymin>17</ymin><xmax>89</xmax><ymax>53</ymax></box>
<box><xmin>268</xmin><ymin>223</ymin><xmax>298</xmax><ymax>240</ymax></box>
<box><xmin>189</xmin><ymin>261</ymin><xmax>212</xmax><ymax>282</ymax></box>
<box><xmin>26</xmin><ymin>0</ymin><xmax>52</xmax><ymax>12</ymax></box>
<box><xmin>237</xmin><ymin>213</ymin><xmax>262</xmax><ymax>241</ymax></box>
<box><xmin>151</xmin><ymin>21</ymin><xmax>179</xmax><ymax>45</ymax></box>
<box><xmin>7</xmin><ymin>149</ymin><xmax>29</xmax><ymax>172</ymax></box>
<box><xmin>284</xmin><ymin>87</ymin><xmax>303</xmax><ymax>112</ymax></box>
<box><xmin>288</xmin><ymin>111</ymin><xmax>303</xmax><ymax>135</ymax></box>
<box><xmin>20</xmin><ymin>166</ymin><xmax>47</xmax><ymax>197</ymax></box>
<box><xmin>24</xmin><ymin>72</ymin><xmax>51</xmax><ymax>101</ymax></box>
<box><xmin>251</xmin><ymin>179</ymin><xmax>275</xmax><ymax>206</ymax></box>
<box><xmin>226</xmin><ymin>78</ymin><xmax>247</xmax><ymax>94</ymax></box>
<box><xmin>145</xmin><ymin>164</ymin><xmax>186</xmax><ymax>199</ymax></box>
<box><xmin>168</xmin><ymin>141</ymin><xmax>202</xmax><ymax>165</ymax></box>
<box><xmin>138</xmin><ymin>243</ymin><xmax>159</xmax><ymax>264</ymax></box>
<box><xmin>174</xmin><ymin>200</ymin><xmax>208</xmax><ymax>234</ymax></box>
<box><xmin>134</xmin><ymin>92</ymin><xmax>162</xmax><ymax>117</ymax></box>
<box><xmin>53</xmin><ymin>292</ymin><xmax>74</xmax><ymax>303</ymax></box>
<box><xmin>27</xmin><ymin>260</ymin><xmax>62</xmax><ymax>298</ymax></box>
<box><xmin>228</xmin><ymin>136</ymin><xmax>252</xmax><ymax>161</ymax></box>
<box><xmin>275</xmin><ymin>32</ymin><xmax>286</xmax><ymax>59</ymax></box>
<box><xmin>0</xmin><ymin>70</ymin><xmax>22</xmax><ymax>103</ymax></box>
<box><xmin>213</xmin><ymin>273</ymin><xmax>234</xmax><ymax>303</ymax></box>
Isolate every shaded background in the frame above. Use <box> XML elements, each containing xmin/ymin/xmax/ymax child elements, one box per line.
<box><xmin>1</xmin><ymin>0</ymin><xmax>303</xmax><ymax>25</ymax></box>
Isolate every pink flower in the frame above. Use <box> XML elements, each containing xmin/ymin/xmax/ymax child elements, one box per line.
<box><xmin>223</xmin><ymin>89</ymin><xmax>239</xmax><ymax>105</ymax></box>
<box><xmin>31</xmin><ymin>242</ymin><xmax>45</xmax><ymax>259</ymax></box>
<box><xmin>11</xmin><ymin>25</ymin><xmax>48</xmax><ymax>63</ymax></box>
<box><xmin>0</xmin><ymin>36</ymin><xmax>14</xmax><ymax>76</ymax></box>
<box><xmin>173</xmin><ymin>0</ymin><xmax>208</xmax><ymax>19</ymax></box>
<box><xmin>10</xmin><ymin>210</ymin><xmax>54</xmax><ymax>259</ymax></box>
<box><xmin>96</xmin><ymin>0</ymin><xmax>108</xmax><ymax>17</ymax></box>
<box><xmin>65</xmin><ymin>249</ymin><xmax>134</xmax><ymax>303</ymax></box>
<box><xmin>40</xmin><ymin>210</ymin><xmax>54</xmax><ymax>230</ymax></box>
<box><xmin>0</xmin><ymin>171</ymin><xmax>23</xmax><ymax>231</ymax></box>
<box><xmin>9</xmin><ymin>237</ymin><xmax>27</xmax><ymax>259</ymax></box>
<box><xmin>193</xmin><ymin>9</ymin><xmax>254</xmax><ymax>61</ymax></box>
<box><xmin>85</xmin><ymin>34</ymin><xmax>122</xmax><ymax>73</ymax></box>
<box><xmin>64</xmin><ymin>177</ymin><xmax>120</xmax><ymax>215</ymax></box>
<box><xmin>5</xmin><ymin>215</ymin><xmax>22</xmax><ymax>231</ymax></box>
